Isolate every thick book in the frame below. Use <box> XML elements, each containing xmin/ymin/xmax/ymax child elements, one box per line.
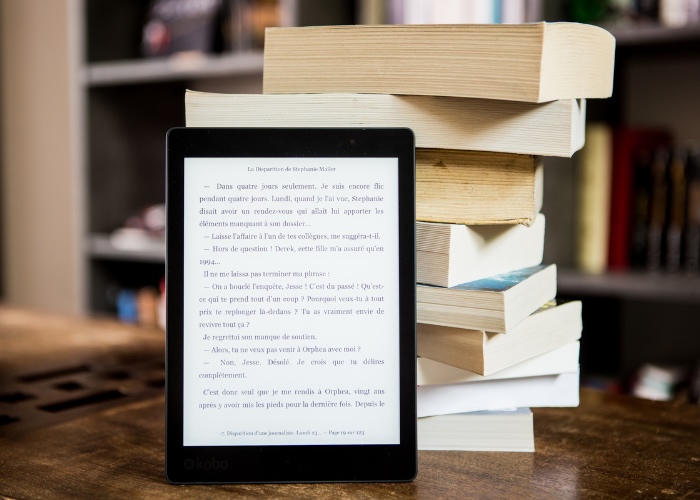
<box><xmin>417</xmin><ymin>214</ymin><xmax>545</xmax><ymax>288</ymax></box>
<box><xmin>417</xmin><ymin>264</ymin><xmax>557</xmax><ymax>333</ymax></box>
<box><xmin>417</xmin><ymin>341</ymin><xmax>580</xmax><ymax>386</ymax></box>
<box><xmin>418</xmin><ymin>408</ymin><xmax>535</xmax><ymax>452</ymax></box>
<box><xmin>184</xmin><ymin>90</ymin><xmax>586</xmax><ymax>157</ymax></box>
<box><xmin>417</xmin><ymin>371</ymin><xmax>580</xmax><ymax>417</ymax></box>
<box><xmin>416</xmin><ymin>150</ymin><xmax>543</xmax><ymax>226</ymax></box>
<box><xmin>262</xmin><ymin>22</ymin><xmax>615</xmax><ymax>103</ymax></box>
<box><xmin>417</xmin><ymin>301</ymin><xmax>582</xmax><ymax>376</ymax></box>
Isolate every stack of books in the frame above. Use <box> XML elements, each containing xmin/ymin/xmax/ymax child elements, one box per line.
<box><xmin>185</xmin><ymin>22</ymin><xmax>615</xmax><ymax>452</ymax></box>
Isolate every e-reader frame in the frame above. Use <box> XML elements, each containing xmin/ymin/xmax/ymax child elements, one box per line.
<box><xmin>165</xmin><ymin>127</ymin><xmax>417</xmax><ymax>484</ymax></box>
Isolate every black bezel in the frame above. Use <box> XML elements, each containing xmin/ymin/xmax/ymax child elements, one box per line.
<box><xmin>165</xmin><ymin>127</ymin><xmax>417</xmax><ymax>484</ymax></box>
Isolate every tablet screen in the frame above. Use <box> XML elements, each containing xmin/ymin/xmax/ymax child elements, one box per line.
<box><xmin>182</xmin><ymin>157</ymin><xmax>401</xmax><ymax>446</ymax></box>
<box><xmin>166</xmin><ymin>127</ymin><xmax>416</xmax><ymax>484</ymax></box>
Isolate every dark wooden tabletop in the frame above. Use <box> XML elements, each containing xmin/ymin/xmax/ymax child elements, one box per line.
<box><xmin>1</xmin><ymin>306</ymin><xmax>699</xmax><ymax>499</ymax></box>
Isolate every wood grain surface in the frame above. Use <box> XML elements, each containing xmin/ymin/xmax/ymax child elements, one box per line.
<box><xmin>1</xmin><ymin>306</ymin><xmax>699</xmax><ymax>499</ymax></box>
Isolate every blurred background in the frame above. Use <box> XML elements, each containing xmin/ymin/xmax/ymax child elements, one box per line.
<box><xmin>1</xmin><ymin>0</ymin><xmax>699</xmax><ymax>402</ymax></box>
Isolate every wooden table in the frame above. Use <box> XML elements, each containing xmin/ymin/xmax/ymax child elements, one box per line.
<box><xmin>1</xmin><ymin>306</ymin><xmax>699</xmax><ymax>499</ymax></box>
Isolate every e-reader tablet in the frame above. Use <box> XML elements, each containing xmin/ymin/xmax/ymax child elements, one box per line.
<box><xmin>165</xmin><ymin>127</ymin><xmax>417</xmax><ymax>484</ymax></box>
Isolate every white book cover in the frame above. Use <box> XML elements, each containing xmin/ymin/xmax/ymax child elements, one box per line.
<box><xmin>417</xmin><ymin>371</ymin><xmax>580</xmax><ymax>417</ymax></box>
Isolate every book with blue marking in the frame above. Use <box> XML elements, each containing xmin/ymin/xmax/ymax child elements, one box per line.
<box><xmin>417</xmin><ymin>264</ymin><xmax>557</xmax><ymax>334</ymax></box>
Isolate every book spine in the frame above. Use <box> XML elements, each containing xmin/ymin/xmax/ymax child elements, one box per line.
<box><xmin>665</xmin><ymin>147</ymin><xmax>688</xmax><ymax>273</ymax></box>
<box><xmin>608</xmin><ymin>129</ymin><xmax>636</xmax><ymax>270</ymax></box>
<box><xmin>576</xmin><ymin>123</ymin><xmax>612</xmax><ymax>274</ymax></box>
<box><xmin>684</xmin><ymin>146</ymin><xmax>700</xmax><ymax>274</ymax></box>
<box><xmin>629</xmin><ymin>147</ymin><xmax>654</xmax><ymax>269</ymax></box>
<box><xmin>646</xmin><ymin>147</ymin><xmax>670</xmax><ymax>272</ymax></box>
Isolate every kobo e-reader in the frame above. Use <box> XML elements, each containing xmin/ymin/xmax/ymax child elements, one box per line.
<box><xmin>165</xmin><ymin>127</ymin><xmax>417</xmax><ymax>484</ymax></box>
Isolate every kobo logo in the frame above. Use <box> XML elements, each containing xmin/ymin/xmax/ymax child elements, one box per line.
<box><xmin>184</xmin><ymin>457</ymin><xmax>228</xmax><ymax>471</ymax></box>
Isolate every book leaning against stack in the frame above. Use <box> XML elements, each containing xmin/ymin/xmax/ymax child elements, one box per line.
<box><xmin>185</xmin><ymin>21</ymin><xmax>616</xmax><ymax>453</ymax></box>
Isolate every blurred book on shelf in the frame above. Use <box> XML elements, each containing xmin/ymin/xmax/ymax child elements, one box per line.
<box><xmin>224</xmin><ymin>0</ymin><xmax>285</xmax><ymax>52</ymax></box>
<box><xmin>632</xmin><ymin>140</ymin><xmax>700</xmax><ymax>275</ymax></box>
<box><xmin>112</xmin><ymin>280</ymin><xmax>166</xmax><ymax>331</ymax></box>
<box><xmin>141</xmin><ymin>0</ymin><xmax>286</xmax><ymax>58</ymax></box>
<box><xmin>573</xmin><ymin>124</ymin><xmax>700</xmax><ymax>276</ymax></box>
<box><xmin>142</xmin><ymin>0</ymin><xmax>226</xmax><ymax>58</ymax></box>
<box><xmin>373</xmin><ymin>0</ymin><xmax>543</xmax><ymax>25</ymax></box>
<box><xmin>109</xmin><ymin>204</ymin><xmax>166</xmax><ymax>253</ymax></box>
<box><xmin>575</xmin><ymin>123</ymin><xmax>613</xmax><ymax>275</ymax></box>
<box><xmin>608</xmin><ymin>127</ymin><xmax>672</xmax><ymax>271</ymax></box>
<box><xmin>631</xmin><ymin>362</ymin><xmax>687</xmax><ymax>402</ymax></box>
<box><xmin>569</xmin><ymin>0</ymin><xmax>700</xmax><ymax>28</ymax></box>
<box><xmin>684</xmin><ymin>145</ymin><xmax>700</xmax><ymax>274</ymax></box>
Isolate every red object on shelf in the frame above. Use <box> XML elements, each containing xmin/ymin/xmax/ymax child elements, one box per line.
<box><xmin>608</xmin><ymin>127</ymin><xmax>671</xmax><ymax>270</ymax></box>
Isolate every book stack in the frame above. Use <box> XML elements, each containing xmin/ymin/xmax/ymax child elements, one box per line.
<box><xmin>185</xmin><ymin>21</ymin><xmax>615</xmax><ymax>452</ymax></box>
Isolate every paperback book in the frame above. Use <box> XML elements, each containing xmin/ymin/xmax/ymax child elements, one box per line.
<box><xmin>417</xmin><ymin>264</ymin><xmax>557</xmax><ymax>333</ymax></box>
<box><xmin>185</xmin><ymin>90</ymin><xmax>586</xmax><ymax>157</ymax></box>
<box><xmin>415</xmin><ymin>150</ymin><xmax>543</xmax><ymax>226</ymax></box>
<box><xmin>417</xmin><ymin>301</ymin><xmax>582</xmax><ymax>375</ymax></box>
<box><xmin>418</xmin><ymin>407</ymin><xmax>535</xmax><ymax>452</ymax></box>
<box><xmin>262</xmin><ymin>23</ymin><xmax>615</xmax><ymax>103</ymax></box>
<box><xmin>417</xmin><ymin>340</ymin><xmax>580</xmax><ymax>386</ymax></box>
<box><xmin>417</xmin><ymin>371</ymin><xmax>580</xmax><ymax>417</ymax></box>
<box><xmin>417</xmin><ymin>213</ymin><xmax>545</xmax><ymax>288</ymax></box>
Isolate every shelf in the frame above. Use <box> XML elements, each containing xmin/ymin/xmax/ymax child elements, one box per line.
<box><xmin>607</xmin><ymin>22</ymin><xmax>700</xmax><ymax>47</ymax></box>
<box><xmin>88</xmin><ymin>234</ymin><xmax>165</xmax><ymax>263</ymax></box>
<box><xmin>558</xmin><ymin>269</ymin><xmax>700</xmax><ymax>303</ymax></box>
<box><xmin>82</xmin><ymin>51</ymin><xmax>265</xmax><ymax>87</ymax></box>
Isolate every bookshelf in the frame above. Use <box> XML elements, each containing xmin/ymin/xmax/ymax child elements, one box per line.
<box><xmin>611</xmin><ymin>21</ymin><xmax>700</xmax><ymax>46</ymax></box>
<box><xmin>83</xmin><ymin>52</ymin><xmax>266</xmax><ymax>86</ymax></box>
<box><xmin>81</xmin><ymin>0</ymin><xmax>357</xmax><ymax>315</ymax></box>
<box><xmin>558</xmin><ymin>269</ymin><xmax>700</xmax><ymax>303</ymax></box>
